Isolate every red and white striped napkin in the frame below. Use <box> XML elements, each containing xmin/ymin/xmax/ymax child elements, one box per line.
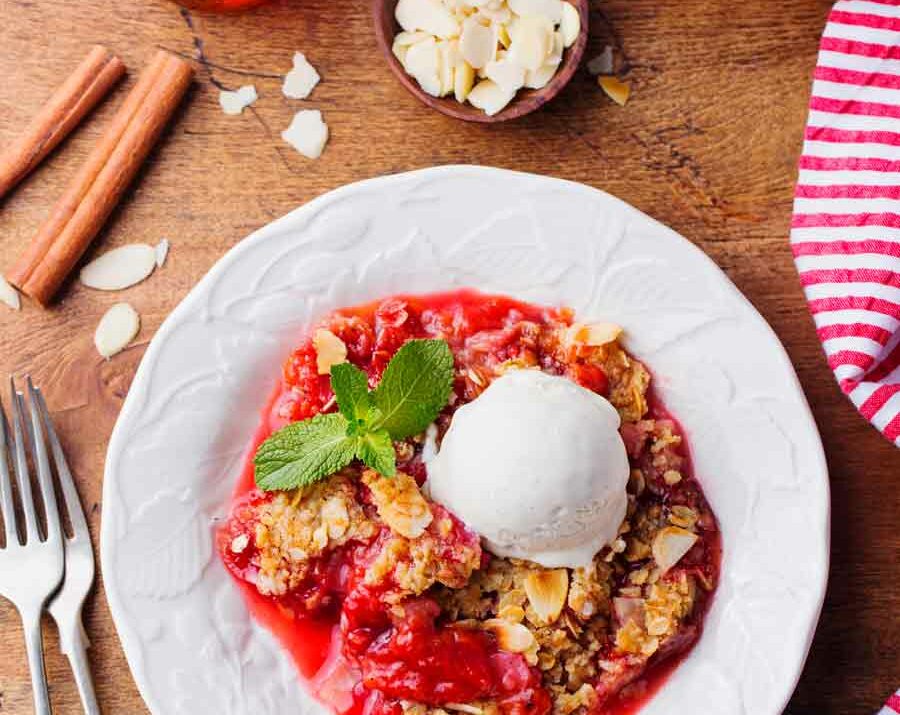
<box><xmin>792</xmin><ymin>0</ymin><xmax>900</xmax><ymax>446</ymax></box>
<box><xmin>880</xmin><ymin>688</ymin><xmax>900</xmax><ymax>714</ymax></box>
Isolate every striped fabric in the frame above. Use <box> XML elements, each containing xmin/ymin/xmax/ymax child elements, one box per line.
<box><xmin>879</xmin><ymin>688</ymin><xmax>900</xmax><ymax>714</ymax></box>
<box><xmin>792</xmin><ymin>0</ymin><xmax>900</xmax><ymax>446</ymax></box>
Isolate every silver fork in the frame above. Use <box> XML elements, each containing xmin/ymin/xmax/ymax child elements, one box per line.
<box><xmin>35</xmin><ymin>384</ymin><xmax>100</xmax><ymax>715</ymax></box>
<box><xmin>0</xmin><ymin>377</ymin><xmax>65</xmax><ymax>715</ymax></box>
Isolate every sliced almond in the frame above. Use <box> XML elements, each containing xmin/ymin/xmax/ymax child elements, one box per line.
<box><xmin>598</xmin><ymin>76</ymin><xmax>630</xmax><ymax>106</ymax></box>
<box><xmin>484</xmin><ymin>55</ymin><xmax>526</xmax><ymax>93</ymax></box>
<box><xmin>393</xmin><ymin>41</ymin><xmax>410</xmax><ymax>65</ymax></box>
<box><xmin>497</xmin><ymin>23</ymin><xmax>512</xmax><ymax>49</ymax></box>
<box><xmin>508</xmin><ymin>0</ymin><xmax>563</xmax><ymax>24</ymax></box>
<box><xmin>483</xmin><ymin>619</ymin><xmax>535</xmax><ymax>653</ymax></box>
<box><xmin>218</xmin><ymin>85</ymin><xmax>257</xmax><ymax>115</ymax></box>
<box><xmin>80</xmin><ymin>244</ymin><xmax>157</xmax><ymax>291</ymax></box>
<box><xmin>95</xmin><ymin>303</ymin><xmax>140</xmax><ymax>359</ymax></box>
<box><xmin>477</xmin><ymin>3</ymin><xmax>511</xmax><ymax>24</ymax></box>
<box><xmin>524</xmin><ymin>59</ymin><xmax>558</xmax><ymax>89</ymax></box>
<box><xmin>313</xmin><ymin>328</ymin><xmax>347</xmax><ymax>375</ymax></box>
<box><xmin>283</xmin><ymin>52</ymin><xmax>321</xmax><ymax>100</ymax></box>
<box><xmin>0</xmin><ymin>275</ymin><xmax>21</xmax><ymax>310</ymax></box>
<box><xmin>438</xmin><ymin>40</ymin><xmax>459</xmax><ymax>96</ymax></box>
<box><xmin>523</xmin><ymin>569</ymin><xmax>569</xmax><ymax>624</ymax></box>
<box><xmin>395</xmin><ymin>30</ymin><xmax>433</xmax><ymax>46</ymax></box>
<box><xmin>405</xmin><ymin>37</ymin><xmax>443</xmax><ymax>97</ymax></box>
<box><xmin>155</xmin><ymin>239</ymin><xmax>170</xmax><ymax>269</ymax></box>
<box><xmin>396</xmin><ymin>0</ymin><xmax>461</xmax><ymax>39</ymax></box>
<box><xmin>454</xmin><ymin>60</ymin><xmax>476</xmax><ymax>102</ymax></box>
<box><xmin>444</xmin><ymin>705</ymin><xmax>484</xmax><ymax>715</ymax></box>
<box><xmin>508</xmin><ymin>15</ymin><xmax>553</xmax><ymax>71</ymax></box>
<box><xmin>362</xmin><ymin>469</ymin><xmax>433</xmax><ymax>538</ymax></box>
<box><xmin>652</xmin><ymin>526</ymin><xmax>699</xmax><ymax>574</ymax></box>
<box><xmin>459</xmin><ymin>17</ymin><xmax>496</xmax><ymax>69</ymax></box>
<box><xmin>569</xmin><ymin>321</ymin><xmax>623</xmax><ymax>347</ymax></box>
<box><xmin>282</xmin><ymin>109</ymin><xmax>329</xmax><ymax>159</ymax></box>
<box><xmin>559</xmin><ymin>1</ymin><xmax>580</xmax><ymax>48</ymax></box>
<box><xmin>466</xmin><ymin>79</ymin><xmax>515</xmax><ymax>116</ymax></box>
<box><xmin>612</xmin><ymin>596</ymin><xmax>644</xmax><ymax>626</ymax></box>
<box><xmin>548</xmin><ymin>30</ymin><xmax>564</xmax><ymax>64</ymax></box>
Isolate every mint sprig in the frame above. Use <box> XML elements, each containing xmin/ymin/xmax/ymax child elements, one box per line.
<box><xmin>254</xmin><ymin>338</ymin><xmax>454</xmax><ymax>491</ymax></box>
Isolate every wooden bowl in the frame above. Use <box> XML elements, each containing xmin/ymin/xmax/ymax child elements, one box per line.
<box><xmin>373</xmin><ymin>0</ymin><xmax>589</xmax><ymax>123</ymax></box>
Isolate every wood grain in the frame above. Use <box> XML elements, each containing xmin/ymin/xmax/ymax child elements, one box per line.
<box><xmin>0</xmin><ymin>1</ymin><xmax>897</xmax><ymax>714</ymax></box>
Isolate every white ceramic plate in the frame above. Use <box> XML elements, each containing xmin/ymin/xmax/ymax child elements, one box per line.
<box><xmin>102</xmin><ymin>166</ymin><xmax>829</xmax><ymax>715</ymax></box>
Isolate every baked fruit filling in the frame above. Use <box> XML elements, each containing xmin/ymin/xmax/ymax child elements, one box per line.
<box><xmin>219</xmin><ymin>291</ymin><xmax>721</xmax><ymax>715</ymax></box>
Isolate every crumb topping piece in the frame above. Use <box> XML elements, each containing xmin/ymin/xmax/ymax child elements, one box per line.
<box><xmin>363</xmin><ymin>468</ymin><xmax>433</xmax><ymax>538</ymax></box>
<box><xmin>253</xmin><ymin>474</ymin><xmax>374</xmax><ymax>596</ymax></box>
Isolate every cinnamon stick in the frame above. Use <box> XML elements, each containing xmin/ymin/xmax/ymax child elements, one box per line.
<box><xmin>0</xmin><ymin>46</ymin><xmax>125</xmax><ymax>200</ymax></box>
<box><xmin>7</xmin><ymin>50</ymin><xmax>194</xmax><ymax>306</ymax></box>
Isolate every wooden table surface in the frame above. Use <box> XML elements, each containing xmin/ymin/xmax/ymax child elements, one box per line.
<box><xmin>1</xmin><ymin>0</ymin><xmax>898</xmax><ymax>713</ymax></box>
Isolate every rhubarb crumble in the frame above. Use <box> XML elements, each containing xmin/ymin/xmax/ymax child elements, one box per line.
<box><xmin>219</xmin><ymin>290</ymin><xmax>721</xmax><ymax>715</ymax></box>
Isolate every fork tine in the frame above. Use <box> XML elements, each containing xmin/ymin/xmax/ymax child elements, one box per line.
<box><xmin>0</xmin><ymin>401</ymin><xmax>19</xmax><ymax>546</ymax></box>
<box><xmin>25</xmin><ymin>377</ymin><xmax>61</xmax><ymax>544</ymax></box>
<box><xmin>9</xmin><ymin>377</ymin><xmax>40</xmax><ymax>542</ymax></box>
<box><xmin>33</xmin><ymin>385</ymin><xmax>88</xmax><ymax>541</ymax></box>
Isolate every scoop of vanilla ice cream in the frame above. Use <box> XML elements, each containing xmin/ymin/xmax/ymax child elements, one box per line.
<box><xmin>427</xmin><ymin>369</ymin><xmax>629</xmax><ymax>569</ymax></box>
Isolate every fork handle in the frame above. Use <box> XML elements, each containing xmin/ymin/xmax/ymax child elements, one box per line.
<box><xmin>58</xmin><ymin>612</ymin><xmax>100</xmax><ymax>715</ymax></box>
<box><xmin>66</xmin><ymin>641</ymin><xmax>99</xmax><ymax>715</ymax></box>
<box><xmin>20</xmin><ymin>605</ymin><xmax>52</xmax><ymax>715</ymax></box>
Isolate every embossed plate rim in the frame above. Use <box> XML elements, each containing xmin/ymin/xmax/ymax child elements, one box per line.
<box><xmin>102</xmin><ymin>165</ymin><xmax>830</xmax><ymax>715</ymax></box>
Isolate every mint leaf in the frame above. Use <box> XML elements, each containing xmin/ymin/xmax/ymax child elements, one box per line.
<box><xmin>255</xmin><ymin>413</ymin><xmax>356</xmax><ymax>491</ymax></box>
<box><xmin>331</xmin><ymin>363</ymin><xmax>372</xmax><ymax>428</ymax></box>
<box><xmin>252</xmin><ymin>337</ymin><xmax>455</xmax><ymax>491</ymax></box>
<box><xmin>355</xmin><ymin>428</ymin><xmax>396</xmax><ymax>476</ymax></box>
<box><xmin>372</xmin><ymin>339</ymin><xmax>454</xmax><ymax>439</ymax></box>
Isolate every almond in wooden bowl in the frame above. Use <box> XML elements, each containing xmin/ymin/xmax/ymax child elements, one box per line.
<box><xmin>373</xmin><ymin>0</ymin><xmax>588</xmax><ymax>122</ymax></box>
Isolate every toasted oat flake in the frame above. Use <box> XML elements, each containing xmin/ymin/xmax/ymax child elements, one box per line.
<box><xmin>669</xmin><ymin>505</ymin><xmax>698</xmax><ymax>529</ymax></box>
<box><xmin>663</xmin><ymin>469</ymin><xmax>682</xmax><ymax>485</ymax></box>
<box><xmin>362</xmin><ymin>469</ymin><xmax>433</xmax><ymax>538</ymax></box>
